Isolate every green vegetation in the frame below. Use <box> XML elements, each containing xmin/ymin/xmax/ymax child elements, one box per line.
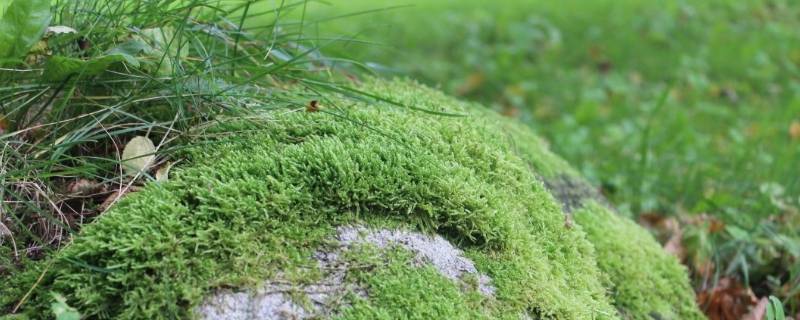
<box><xmin>0</xmin><ymin>0</ymin><xmax>352</xmax><ymax>276</ymax></box>
<box><xmin>2</xmin><ymin>0</ymin><xmax>795</xmax><ymax>318</ymax></box>
<box><xmin>296</xmin><ymin>0</ymin><xmax>800</xmax><ymax>314</ymax></box>
<box><xmin>339</xmin><ymin>245</ymin><xmax>489</xmax><ymax>319</ymax></box>
<box><xmin>575</xmin><ymin>202</ymin><xmax>703</xmax><ymax>319</ymax></box>
<box><xmin>2</xmin><ymin>77</ymin><xmax>703</xmax><ymax>318</ymax></box>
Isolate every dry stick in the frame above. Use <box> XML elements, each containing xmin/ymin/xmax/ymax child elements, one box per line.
<box><xmin>12</xmin><ymin>261</ymin><xmax>53</xmax><ymax>313</ymax></box>
<box><xmin>31</xmin><ymin>183</ymin><xmax>69</xmax><ymax>245</ymax></box>
<box><xmin>95</xmin><ymin>114</ymin><xmax>122</xmax><ymax>214</ymax></box>
<box><xmin>0</xmin><ymin>144</ymin><xmax>18</xmax><ymax>259</ymax></box>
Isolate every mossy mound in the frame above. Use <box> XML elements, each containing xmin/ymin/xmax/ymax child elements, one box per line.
<box><xmin>1</xmin><ymin>79</ymin><xmax>703</xmax><ymax>319</ymax></box>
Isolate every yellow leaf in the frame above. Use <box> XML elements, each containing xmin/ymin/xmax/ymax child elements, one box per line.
<box><xmin>121</xmin><ymin>136</ymin><xmax>156</xmax><ymax>176</ymax></box>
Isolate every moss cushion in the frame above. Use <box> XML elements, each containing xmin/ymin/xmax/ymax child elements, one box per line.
<box><xmin>1</xmin><ymin>79</ymin><xmax>704</xmax><ymax>320</ymax></box>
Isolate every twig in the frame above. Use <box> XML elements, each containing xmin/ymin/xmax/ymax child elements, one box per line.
<box><xmin>12</xmin><ymin>261</ymin><xmax>53</xmax><ymax>313</ymax></box>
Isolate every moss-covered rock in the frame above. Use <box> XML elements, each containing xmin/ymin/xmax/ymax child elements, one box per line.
<box><xmin>0</xmin><ymin>79</ymin><xmax>703</xmax><ymax>319</ymax></box>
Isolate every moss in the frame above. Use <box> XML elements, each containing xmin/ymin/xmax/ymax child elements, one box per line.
<box><xmin>574</xmin><ymin>202</ymin><xmax>705</xmax><ymax>320</ymax></box>
<box><xmin>1</xmin><ymin>78</ymin><xmax>701</xmax><ymax>319</ymax></box>
<box><xmin>336</xmin><ymin>245</ymin><xmax>491</xmax><ymax>319</ymax></box>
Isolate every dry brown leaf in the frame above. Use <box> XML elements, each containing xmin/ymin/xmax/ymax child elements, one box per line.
<box><xmin>456</xmin><ymin>72</ymin><xmax>485</xmax><ymax>96</ymax></box>
<box><xmin>637</xmin><ymin>213</ymin><xmax>687</xmax><ymax>259</ymax></box>
<box><xmin>638</xmin><ymin>212</ymin><xmax>666</xmax><ymax>228</ymax></box>
<box><xmin>99</xmin><ymin>191</ymin><xmax>124</xmax><ymax>212</ymax></box>
<box><xmin>698</xmin><ymin>277</ymin><xmax>758</xmax><ymax>320</ymax></box>
<box><xmin>99</xmin><ymin>187</ymin><xmax>140</xmax><ymax>212</ymax></box>
<box><xmin>67</xmin><ymin>179</ymin><xmax>104</xmax><ymax>195</ymax></box>
<box><xmin>707</xmin><ymin>217</ymin><xmax>726</xmax><ymax>234</ymax></box>
<box><xmin>790</xmin><ymin>121</ymin><xmax>800</xmax><ymax>140</ymax></box>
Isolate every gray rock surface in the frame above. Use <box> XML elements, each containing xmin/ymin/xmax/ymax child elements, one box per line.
<box><xmin>337</xmin><ymin>226</ymin><xmax>495</xmax><ymax>296</ymax></box>
<box><xmin>196</xmin><ymin>225</ymin><xmax>496</xmax><ymax>319</ymax></box>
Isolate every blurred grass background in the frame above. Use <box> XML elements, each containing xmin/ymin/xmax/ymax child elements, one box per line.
<box><xmin>282</xmin><ymin>0</ymin><xmax>800</xmax><ymax>314</ymax></box>
<box><xmin>1</xmin><ymin>0</ymin><xmax>797</xmax><ymax>316</ymax></box>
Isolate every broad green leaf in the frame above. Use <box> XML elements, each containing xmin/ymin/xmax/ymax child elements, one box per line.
<box><xmin>140</xmin><ymin>27</ymin><xmax>186</xmax><ymax>75</ymax></box>
<box><xmin>43</xmin><ymin>53</ymin><xmax>137</xmax><ymax>82</ymax></box>
<box><xmin>0</xmin><ymin>0</ymin><xmax>51</xmax><ymax>66</ymax></box>
<box><xmin>50</xmin><ymin>292</ymin><xmax>80</xmax><ymax>320</ymax></box>
<box><xmin>106</xmin><ymin>39</ymin><xmax>153</xmax><ymax>61</ymax></box>
<box><xmin>767</xmin><ymin>296</ymin><xmax>785</xmax><ymax>320</ymax></box>
<box><xmin>121</xmin><ymin>136</ymin><xmax>156</xmax><ymax>176</ymax></box>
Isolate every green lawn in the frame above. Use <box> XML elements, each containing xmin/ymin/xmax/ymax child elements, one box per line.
<box><xmin>290</xmin><ymin>0</ymin><xmax>800</xmax><ymax>313</ymax></box>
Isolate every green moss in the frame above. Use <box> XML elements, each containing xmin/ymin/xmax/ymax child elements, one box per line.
<box><xmin>2</xmin><ymin>78</ymin><xmax>701</xmax><ymax>319</ymax></box>
<box><xmin>574</xmin><ymin>202</ymin><xmax>705</xmax><ymax>320</ymax></box>
<box><xmin>337</xmin><ymin>245</ymin><xmax>491</xmax><ymax>319</ymax></box>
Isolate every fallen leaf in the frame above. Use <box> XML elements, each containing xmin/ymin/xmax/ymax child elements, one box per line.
<box><xmin>456</xmin><ymin>72</ymin><xmax>485</xmax><ymax>96</ymax></box>
<box><xmin>121</xmin><ymin>136</ymin><xmax>156</xmax><ymax>176</ymax></box>
<box><xmin>707</xmin><ymin>218</ymin><xmax>726</xmax><ymax>234</ymax></box>
<box><xmin>45</xmin><ymin>26</ymin><xmax>77</xmax><ymax>35</ymax></box>
<box><xmin>638</xmin><ymin>213</ymin><xmax>680</xmax><ymax>239</ymax></box>
<box><xmin>155</xmin><ymin>162</ymin><xmax>172</xmax><ymax>182</ymax></box>
<box><xmin>697</xmin><ymin>277</ymin><xmax>758</xmax><ymax>320</ymax></box>
<box><xmin>67</xmin><ymin>179</ymin><xmax>103</xmax><ymax>195</ymax></box>
<box><xmin>99</xmin><ymin>187</ymin><xmax>140</xmax><ymax>212</ymax></box>
<box><xmin>638</xmin><ymin>213</ymin><xmax>687</xmax><ymax>260</ymax></box>
<box><xmin>790</xmin><ymin>121</ymin><xmax>800</xmax><ymax>140</ymax></box>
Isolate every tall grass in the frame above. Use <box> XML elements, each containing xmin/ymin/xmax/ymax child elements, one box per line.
<box><xmin>0</xmin><ymin>0</ymin><xmax>378</xmax><ymax>274</ymax></box>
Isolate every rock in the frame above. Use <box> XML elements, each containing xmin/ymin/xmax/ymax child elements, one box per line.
<box><xmin>197</xmin><ymin>226</ymin><xmax>495</xmax><ymax>319</ymax></box>
<box><xmin>542</xmin><ymin>174</ymin><xmax>609</xmax><ymax>213</ymax></box>
<box><xmin>2</xmin><ymin>79</ymin><xmax>704</xmax><ymax>320</ymax></box>
<box><xmin>336</xmin><ymin>226</ymin><xmax>495</xmax><ymax>296</ymax></box>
